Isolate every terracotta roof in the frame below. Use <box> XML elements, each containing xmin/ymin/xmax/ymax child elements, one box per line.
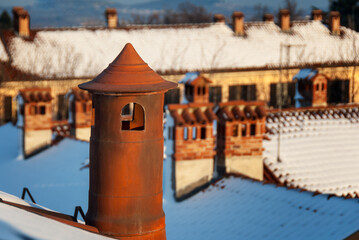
<box><xmin>168</xmin><ymin>103</ymin><xmax>217</xmax><ymax>126</ymax></box>
<box><xmin>217</xmin><ymin>101</ymin><xmax>267</xmax><ymax>122</ymax></box>
<box><xmin>19</xmin><ymin>88</ymin><xmax>52</xmax><ymax>103</ymax></box>
<box><xmin>79</xmin><ymin>43</ymin><xmax>177</xmax><ymax>93</ymax></box>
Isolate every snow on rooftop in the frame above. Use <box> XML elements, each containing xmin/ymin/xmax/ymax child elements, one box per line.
<box><xmin>264</xmin><ymin>108</ymin><xmax>359</xmax><ymax>196</ymax></box>
<box><xmin>293</xmin><ymin>68</ymin><xmax>318</xmax><ymax>80</ymax></box>
<box><xmin>6</xmin><ymin>21</ymin><xmax>359</xmax><ymax>79</ymax></box>
<box><xmin>165</xmin><ymin>176</ymin><xmax>359</xmax><ymax>240</ymax></box>
<box><xmin>1</xmin><ymin>119</ymin><xmax>359</xmax><ymax>239</ymax></box>
<box><xmin>0</xmin><ymin>123</ymin><xmax>89</xmax><ymax>215</ymax></box>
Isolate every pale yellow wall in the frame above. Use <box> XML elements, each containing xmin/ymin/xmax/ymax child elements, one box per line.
<box><xmin>75</xmin><ymin>127</ymin><xmax>91</xmax><ymax>142</ymax></box>
<box><xmin>24</xmin><ymin>129</ymin><xmax>52</xmax><ymax>156</ymax></box>
<box><xmin>225</xmin><ymin>155</ymin><xmax>263</xmax><ymax>181</ymax></box>
<box><xmin>175</xmin><ymin>158</ymin><xmax>213</xmax><ymax>198</ymax></box>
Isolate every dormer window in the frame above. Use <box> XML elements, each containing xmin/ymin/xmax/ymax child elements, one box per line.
<box><xmin>121</xmin><ymin>102</ymin><xmax>145</xmax><ymax>131</ymax></box>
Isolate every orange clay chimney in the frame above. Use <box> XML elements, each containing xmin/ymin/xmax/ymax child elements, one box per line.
<box><xmin>12</xmin><ymin>7</ymin><xmax>30</xmax><ymax>37</ymax></box>
<box><xmin>329</xmin><ymin>11</ymin><xmax>341</xmax><ymax>35</ymax></box>
<box><xmin>79</xmin><ymin>43</ymin><xmax>177</xmax><ymax>239</ymax></box>
<box><xmin>213</xmin><ymin>14</ymin><xmax>225</xmax><ymax>23</ymax></box>
<box><xmin>312</xmin><ymin>9</ymin><xmax>323</xmax><ymax>21</ymax></box>
<box><xmin>232</xmin><ymin>11</ymin><xmax>244</xmax><ymax>35</ymax></box>
<box><xmin>279</xmin><ymin>9</ymin><xmax>290</xmax><ymax>31</ymax></box>
<box><xmin>105</xmin><ymin>8</ymin><xmax>118</xmax><ymax>28</ymax></box>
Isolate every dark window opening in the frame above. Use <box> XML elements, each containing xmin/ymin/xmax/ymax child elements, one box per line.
<box><xmin>121</xmin><ymin>103</ymin><xmax>145</xmax><ymax>131</ymax></box>
<box><xmin>39</xmin><ymin>106</ymin><xmax>46</xmax><ymax>115</ymax></box>
<box><xmin>164</xmin><ymin>88</ymin><xmax>180</xmax><ymax>106</ymax></box>
<box><xmin>82</xmin><ymin>103</ymin><xmax>87</xmax><ymax>113</ymax></box>
<box><xmin>57</xmin><ymin>94</ymin><xmax>69</xmax><ymax>120</ymax></box>
<box><xmin>232</xmin><ymin>124</ymin><xmax>238</xmax><ymax>137</ymax></box>
<box><xmin>4</xmin><ymin>96</ymin><xmax>12</xmax><ymax>122</ymax></box>
<box><xmin>316</xmin><ymin>84</ymin><xmax>319</xmax><ymax>91</ymax></box>
<box><xmin>241</xmin><ymin>124</ymin><xmax>247</xmax><ymax>137</ymax></box>
<box><xmin>250</xmin><ymin>124</ymin><xmax>256</xmax><ymax>136</ymax></box>
<box><xmin>197</xmin><ymin>87</ymin><xmax>201</xmax><ymax>95</ymax></box>
<box><xmin>269</xmin><ymin>82</ymin><xmax>296</xmax><ymax>108</ymax></box>
<box><xmin>209</xmin><ymin>86</ymin><xmax>222</xmax><ymax>103</ymax></box>
<box><xmin>201</xmin><ymin>127</ymin><xmax>206</xmax><ymax>139</ymax></box>
<box><xmin>327</xmin><ymin>79</ymin><xmax>349</xmax><ymax>104</ymax></box>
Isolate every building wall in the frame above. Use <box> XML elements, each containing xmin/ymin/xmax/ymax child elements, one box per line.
<box><xmin>23</xmin><ymin>129</ymin><xmax>52</xmax><ymax>156</ymax></box>
<box><xmin>1</xmin><ymin>65</ymin><xmax>359</xmax><ymax>124</ymax></box>
<box><xmin>223</xmin><ymin>155</ymin><xmax>263</xmax><ymax>180</ymax></box>
<box><xmin>175</xmin><ymin>158</ymin><xmax>214</xmax><ymax>198</ymax></box>
<box><xmin>75</xmin><ymin>127</ymin><xmax>91</xmax><ymax>142</ymax></box>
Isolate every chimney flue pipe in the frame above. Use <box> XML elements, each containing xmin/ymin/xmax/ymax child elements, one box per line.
<box><xmin>79</xmin><ymin>43</ymin><xmax>177</xmax><ymax>239</ymax></box>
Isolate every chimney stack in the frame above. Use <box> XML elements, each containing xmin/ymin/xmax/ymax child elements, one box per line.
<box><xmin>279</xmin><ymin>9</ymin><xmax>290</xmax><ymax>31</ymax></box>
<box><xmin>213</xmin><ymin>14</ymin><xmax>225</xmax><ymax>23</ymax></box>
<box><xmin>329</xmin><ymin>11</ymin><xmax>341</xmax><ymax>35</ymax></box>
<box><xmin>311</xmin><ymin>9</ymin><xmax>323</xmax><ymax>21</ymax></box>
<box><xmin>12</xmin><ymin>7</ymin><xmax>30</xmax><ymax>37</ymax></box>
<box><xmin>79</xmin><ymin>43</ymin><xmax>177</xmax><ymax>239</ymax></box>
<box><xmin>105</xmin><ymin>8</ymin><xmax>118</xmax><ymax>28</ymax></box>
<box><xmin>232</xmin><ymin>11</ymin><xmax>244</xmax><ymax>35</ymax></box>
<box><xmin>263</xmin><ymin>13</ymin><xmax>274</xmax><ymax>22</ymax></box>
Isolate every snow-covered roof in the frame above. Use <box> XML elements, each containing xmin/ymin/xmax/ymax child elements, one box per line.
<box><xmin>3</xmin><ymin>20</ymin><xmax>359</xmax><ymax>79</ymax></box>
<box><xmin>293</xmin><ymin>68</ymin><xmax>318</xmax><ymax>81</ymax></box>
<box><xmin>165</xmin><ymin>177</ymin><xmax>359</xmax><ymax>240</ymax></box>
<box><xmin>264</xmin><ymin>106</ymin><xmax>359</xmax><ymax>197</ymax></box>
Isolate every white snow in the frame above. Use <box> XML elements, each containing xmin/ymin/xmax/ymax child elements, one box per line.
<box><xmin>264</xmin><ymin>108</ymin><xmax>359</xmax><ymax>196</ymax></box>
<box><xmin>0</xmin><ymin>123</ymin><xmax>89</xmax><ymax>215</ymax></box>
<box><xmin>7</xmin><ymin>21</ymin><xmax>359</xmax><ymax>78</ymax></box>
<box><xmin>0</xmin><ymin>119</ymin><xmax>359</xmax><ymax>239</ymax></box>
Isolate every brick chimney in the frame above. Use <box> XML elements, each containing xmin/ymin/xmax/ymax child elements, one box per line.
<box><xmin>79</xmin><ymin>43</ymin><xmax>177</xmax><ymax>239</ymax></box>
<box><xmin>329</xmin><ymin>11</ymin><xmax>341</xmax><ymax>35</ymax></box>
<box><xmin>312</xmin><ymin>9</ymin><xmax>323</xmax><ymax>21</ymax></box>
<box><xmin>12</xmin><ymin>7</ymin><xmax>30</xmax><ymax>37</ymax></box>
<box><xmin>213</xmin><ymin>14</ymin><xmax>225</xmax><ymax>23</ymax></box>
<box><xmin>105</xmin><ymin>8</ymin><xmax>118</xmax><ymax>28</ymax></box>
<box><xmin>232</xmin><ymin>11</ymin><xmax>244</xmax><ymax>35</ymax></box>
<box><xmin>263</xmin><ymin>13</ymin><xmax>274</xmax><ymax>22</ymax></box>
<box><xmin>279</xmin><ymin>9</ymin><xmax>290</xmax><ymax>31</ymax></box>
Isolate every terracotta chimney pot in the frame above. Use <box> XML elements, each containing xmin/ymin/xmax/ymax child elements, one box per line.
<box><xmin>213</xmin><ymin>14</ymin><xmax>225</xmax><ymax>23</ymax></box>
<box><xmin>329</xmin><ymin>11</ymin><xmax>341</xmax><ymax>35</ymax></box>
<box><xmin>263</xmin><ymin>13</ymin><xmax>274</xmax><ymax>22</ymax></box>
<box><xmin>12</xmin><ymin>7</ymin><xmax>30</xmax><ymax>37</ymax></box>
<box><xmin>232</xmin><ymin>11</ymin><xmax>244</xmax><ymax>35</ymax></box>
<box><xmin>105</xmin><ymin>8</ymin><xmax>118</xmax><ymax>28</ymax></box>
<box><xmin>279</xmin><ymin>9</ymin><xmax>290</xmax><ymax>31</ymax></box>
<box><xmin>312</xmin><ymin>9</ymin><xmax>323</xmax><ymax>21</ymax></box>
<box><xmin>79</xmin><ymin>43</ymin><xmax>177</xmax><ymax>239</ymax></box>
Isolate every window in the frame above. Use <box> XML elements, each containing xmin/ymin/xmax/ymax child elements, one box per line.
<box><xmin>327</xmin><ymin>79</ymin><xmax>349</xmax><ymax>104</ymax></box>
<box><xmin>197</xmin><ymin>87</ymin><xmax>201</xmax><ymax>95</ymax></box>
<box><xmin>192</xmin><ymin>127</ymin><xmax>197</xmax><ymax>140</ymax></box>
<box><xmin>201</xmin><ymin>127</ymin><xmax>206</xmax><ymax>139</ymax></box>
<box><xmin>269</xmin><ymin>82</ymin><xmax>296</xmax><ymax>108</ymax></box>
<box><xmin>57</xmin><ymin>94</ymin><xmax>69</xmax><ymax>120</ymax></box>
<box><xmin>241</xmin><ymin>124</ymin><xmax>247</xmax><ymax>137</ymax></box>
<box><xmin>39</xmin><ymin>106</ymin><xmax>46</xmax><ymax>115</ymax></box>
<box><xmin>209</xmin><ymin>86</ymin><xmax>222</xmax><ymax>103</ymax></box>
<box><xmin>121</xmin><ymin>103</ymin><xmax>144</xmax><ymax>131</ymax></box>
<box><xmin>228</xmin><ymin>85</ymin><xmax>241</xmax><ymax>101</ymax></box>
<box><xmin>316</xmin><ymin>84</ymin><xmax>319</xmax><ymax>91</ymax></box>
<box><xmin>164</xmin><ymin>88</ymin><xmax>180</xmax><ymax>105</ymax></box>
<box><xmin>4</xmin><ymin>96</ymin><xmax>12</xmax><ymax>122</ymax></box>
<box><xmin>250</xmin><ymin>124</ymin><xmax>256</xmax><ymax>136</ymax></box>
<box><xmin>232</xmin><ymin>124</ymin><xmax>238</xmax><ymax>137</ymax></box>
<box><xmin>184</xmin><ymin>127</ymin><xmax>188</xmax><ymax>140</ymax></box>
<box><xmin>82</xmin><ymin>103</ymin><xmax>87</xmax><ymax>113</ymax></box>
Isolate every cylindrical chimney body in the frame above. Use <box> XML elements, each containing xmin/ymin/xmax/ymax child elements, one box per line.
<box><xmin>329</xmin><ymin>11</ymin><xmax>340</xmax><ymax>35</ymax></box>
<box><xmin>12</xmin><ymin>7</ymin><xmax>30</xmax><ymax>37</ymax></box>
<box><xmin>105</xmin><ymin>8</ymin><xmax>118</xmax><ymax>28</ymax></box>
<box><xmin>213</xmin><ymin>14</ymin><xmax>225</xmax><ymax>23</ymax></box>
<box><xmin>232</xmin><ymin>11</ymin><xmax>244</xmax><ymax>35</ymax></box>
<box><xmin>312</xmin><ymin>9</ymin><xmax>323</xmax><ymax>21</ymax></box>
<box><xmin>79</xmin><ymin>43</ymin><xmax>177</xmax><ymax>239</ymax></box>
<box><xmin>279</xmin><ymin>9</ymin><xmax>290</xmax><ymax>31</ymax></box>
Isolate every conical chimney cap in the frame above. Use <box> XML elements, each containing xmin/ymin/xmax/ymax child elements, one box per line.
<box><xmin>79</xmin><ymin>43</ymin><xmax>177</xmax><ymax>93</ymax></box>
